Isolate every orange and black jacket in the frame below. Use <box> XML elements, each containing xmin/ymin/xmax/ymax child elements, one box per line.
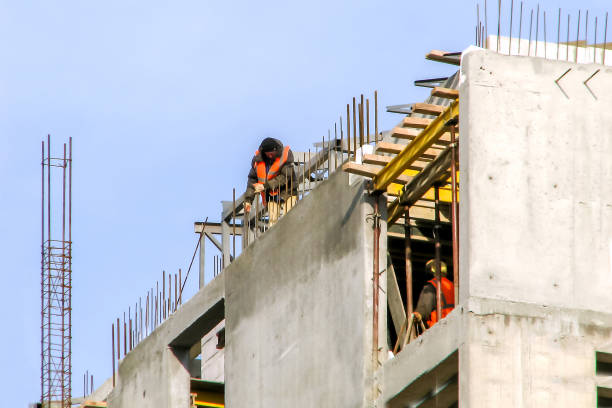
<box><xmin>245</xmin><ymin>139</ymin><xmax>297</xmax><ymax>206</ymax></box>
<box><xmin>415</xmin><ymin>276</ymin><xmax>455</xmax><ymax>327</ymax></box>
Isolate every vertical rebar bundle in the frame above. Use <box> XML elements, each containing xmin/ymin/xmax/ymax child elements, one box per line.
<box><xmin>41</xmin><ymin>134</ymin><xmax>72</xmax><ymax>408</ymax></box>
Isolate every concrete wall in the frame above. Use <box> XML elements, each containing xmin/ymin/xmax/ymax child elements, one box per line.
<box><xmin>201</xmin><ymin>321</ymin><xmax>224</xmax><ymax>382</ymax></box>
<box><xmin>459</xmin><ymin>47</ymin><xmax>612</xmax><ymax>312</ymax></box>
<box><xmin>458</xmin><ymin>47</ymin><xmax>612</xmax><ymax>406</ymax></box>
<box><xmin>224</xmin><ymin>170</ymin><xmax>387</xmax><ymax>407</ymax></box>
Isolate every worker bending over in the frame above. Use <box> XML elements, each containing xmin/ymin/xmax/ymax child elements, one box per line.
<box><xmin>244</xmin><ymin>137</ymin><xmax>297</xmax><ymax>226</ymax></box>
<box><xmin>414</xmin><ymin>260</ymin><xmax>455</xmax><ymax>328</ymax></box>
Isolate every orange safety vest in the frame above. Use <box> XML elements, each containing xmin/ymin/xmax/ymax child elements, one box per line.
<box><xmin>426</xmin><ymin>277</ymin><xmax>455</xmax><ymax>327</ymax></box>
<box><xmin>254</xmin><ymin>146</ymin><xmax>290</xmax><ymax>205</ymax></box>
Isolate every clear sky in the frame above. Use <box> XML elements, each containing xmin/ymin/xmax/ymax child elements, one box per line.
<box><xmin>1</xmin><ymin>0</ymin><xmax>609</xmax><ymax>405</ymax></box>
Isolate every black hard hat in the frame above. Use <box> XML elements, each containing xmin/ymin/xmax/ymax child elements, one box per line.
<box><xmin>259</xmin><ymin>137</ymin><xmax>280</xmax><ymax>153</ymax></box>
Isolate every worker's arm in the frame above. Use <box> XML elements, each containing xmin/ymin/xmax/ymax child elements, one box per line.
<box><xmin>244</xmin><ymin>161</ymin><xmax>259</xmax><ymax>211</ymax></box>
<box><xmin>414</xmin><ymin>284</ymin><xmax>436</xmax><ymax>324</ymax></box>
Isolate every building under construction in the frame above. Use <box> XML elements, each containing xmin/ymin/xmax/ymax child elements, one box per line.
<box><xmin>39</xmin><ymin>5</ymin><xmax>612</xmax><ymax>407</ymax></box>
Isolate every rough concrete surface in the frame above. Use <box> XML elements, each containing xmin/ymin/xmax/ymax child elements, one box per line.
<box><xmin>458</xmin><ymin>48</ymin><xmax>612</xmax><ymax>407</ymax></box>
<box><xmin>224</xmin><ymin>170</ymin><xmax>387</xmax><ymax>407</ymax></box>
<box><xmin>460</xmin><ymin>47</ymin><xmax>612</xmax><ymax>312</ymax></box>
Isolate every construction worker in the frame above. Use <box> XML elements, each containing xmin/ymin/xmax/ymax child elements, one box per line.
<box><xmin>244</xmin><ymin>137</ymin><xmax>297</xmax><ymax>226</ymax></box>
<box><xmin>414</xmin><ymin>260</ymin><xmax>455</xmax><ymax>328</ymax></box>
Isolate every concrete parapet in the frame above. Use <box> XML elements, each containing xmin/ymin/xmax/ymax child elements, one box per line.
<box><xmin>224</xmin><ymin>170</ymin><xmax>387</xmax><ymax>407</ymax></box>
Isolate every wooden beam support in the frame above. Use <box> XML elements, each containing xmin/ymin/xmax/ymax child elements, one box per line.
<box><xmin>372</xmin><ymin>100</ymin><xmax>458</xmax><ymax>192</ymax></box>
<box><xmin>431</xmin><ymin>87</ymin><xmax>459</xmax><ymax>99</ymax></box>
<box><xmin>387</xmin><ymin>147</ymin><xmax>453</xmax><ymax>225</ymax></box>
<box><xmin>426</xmin><ymin>50</ymin><xmax>462</xmax><ymax>65</ymax></box>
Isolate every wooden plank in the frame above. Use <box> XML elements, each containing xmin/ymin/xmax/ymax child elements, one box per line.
<box><xmin>387</xmin><ymin>253</ymin><xmax>406</xmax><ymax>337</ymax></box>
<box><xmin>364</xmin><ymin>155</ymin><xmax>430</xmax><ymax>172</ymax></box>
<box><xmin>373</xmin><ymin>100</ymin><xmax>459</xmax><ymax>191</ymax></box>
<box><xmin>375</xmin><ymin>141</ymin><xmax>442</xmax><ymax>160</ymax></box>
<box><xmin>412</xmin><ymin>103</ymin><xmax>446</xmax><ymax>116</ymax></box>
<box><xmin>391</xmin><ymin>127</ymin><xmax>454</xmax><ymax>145</ymax></box>
<box><xmin>402</xmin><ymin>116</ymin><xmax>432</xmax><ymax>129</ymax></box>
<box><xmin>342</xmin><ymin>162</ymin><xmax>412</xmax><ymax>184</ymax></box>
<box><xmin>431</xmin><ymin>87</ymin><xmax>459</xmax><ymax>99</ymax></box>
<box><xmin>426</xmin><ymin>49</ymin><xmax>461</xmax><ymax>65</ymax></box>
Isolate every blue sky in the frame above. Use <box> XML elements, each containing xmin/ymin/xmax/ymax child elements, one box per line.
<box><xmin>1</xmin><ymin>0</ymin><xmax>609</xmax><ymax>405</ymax></box>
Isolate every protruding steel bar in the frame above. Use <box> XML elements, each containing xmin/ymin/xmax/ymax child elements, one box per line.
<box><xmin>145</xmin><ymin>293</ymin><xmax>149</xmax><ymax>336</ymax></box>
<box><xmin>359</xmin><ymin>94</ymin><xmax>364</xmax><ymax>148</ymax></box>
<box><xmin>174</xmin><ymin>274</ymin><xmax>177</xmax><ymax>312</ymax></box>
<box><xmin>577</xmin><ymin>10</ymin><xmax>581</xmax><ymax>62</ymax></box>
<box><xmin>544</xmin><ymin>11</ymin><xmax>547</xmax><ymax>58</ymax></box>
<box><xmin>518</xmin><ymin>2</ymin><xmax>523</xmax><ymax>54</ymax></box>
<box><xmin>528</xmin><ymin>9</ymin><xmax>533</xmax><ymax>55</ymax></box>
<box><xmin>366</xmin><ymin>98</ymin><xmax>370</xmax><ymax>144</ymax></box>
<box><xmin>339</xmin><ymin>118</ymin><xmax>344</xmax><ymax>166</ymax></box>
<box><xmin>372</xmin><ymin>194</ymin><xmax>381</xmax><ymax>371</ymax></box>
<box><xmin>352</xmin><ymin>97</ymin><xmax>357</xmax><ymax>155</ymax></box>
<box><xmin>497</xmin><ymin>0</ymin><xmax>501</xmax><ymax>52</ymax></box>
<box><xmin>61</xmin><ymin>142</ymin><xmax>66</xmax><ymax>406</ymax></box>
<box><xmin>509</xmin><ymin>0</ymin><xmax>514</xmax><ymax>54</ymax></box>
<box><xmin>557</xmin><ymin>8</ymin><xmax>561</xmax><ymax>59</ymax></box>
<box><xmin>604</xmin><ymin>12</ymin><xmax>609</xmax><ymax>65</ymax></box>
<box><xmin>116</xmin><ymin>318</ymin><xmax>120</xmax><ymax>360</ymax></box>
<box><xmin>327</xmin><ymin>131</ymin><xmax>331</xmax><ymax>177</ymax></box>
<box><xmin>450</xmin><ymin>127</ymin><xmax>459</xmax><ymax>304</ymax></box>
<box><xmin>374</xmin><ymin>90</ymin><xmax>378</xmax><ymax>142</ymax></box>
<box><xmin>162</xmin><ymin>270</ymin><xmax>166</xmax><ymax>320</ymax></box>
<box><xmin>168</xmin><ymin>273</ymin><xmax>172</xmax><ymax>315</ymax></box>
<box><xmin>112</xmin><ymin>324</ymin><xmax>115</xmax><ymax>387</ymax></box>
<box><xmin>134</xmin><ymin>303</ymin><xmax>138</xmax><ymax>343</ymax></box>
<box><xmin>434</xmin><ymin>185</ymin><xmax>442</xmax><ymax>324</ymax></box>
<box><xmin>404</xmin><ymin>206</ymin><xmax>413</xmax><ymax>319</ymax></box>
<box><xmin>178</xmin><ymin>269</ymin><xmax>182</xmax><ymax>305</ymax></box>
<box><xmin>477</xmin><ymin>4</ymin><xmax>481</xmax><ymax>46</ymax></box>
<box><xmin>46</xmin><ymin>134</ymin><xmax>51</xmax><ymax>403</ymax></box>
<box><xmin>123</xmin><ymin>315</ymin><xmax>127</xmax><ymax>357</ymax></box>
<box><xmin>346</xmin><ymin>104</ymin><xmax>351</xmax><ymax>158</ymax></box>
<box><xmin>535</xmin><ymin>4</ymin><xmax>539</xmax><ymax>55</ymax></box>
<box><xmin>40</xmin><ymin>140</ymin><xmax>44</xmax><ymax>405</ymax></box>
<box><xmin>485</xmin><ymin>0</ymin><xmax>488</xmax><ymax>48</ymax></box>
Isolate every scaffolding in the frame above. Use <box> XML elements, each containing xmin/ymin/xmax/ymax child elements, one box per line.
<box><xmin>41</xmin><ymin>135</ymin><xmax>73</xmax><ymax>408</ymax></box>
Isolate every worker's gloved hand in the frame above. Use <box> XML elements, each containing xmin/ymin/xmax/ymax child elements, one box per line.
<box><xmin>253</xmin><ymin>183</ymin><xmax>264</xmax><ymax>193</ymax></box>
<box><xmin>413</xmin><ymin>312</ymin><xmax>422</xmax><ymax>321</ymax></box>
<box><xmin>244</xmin><ymin>202</ymin><xmax>251</xmax><ymax>213</ymax></box>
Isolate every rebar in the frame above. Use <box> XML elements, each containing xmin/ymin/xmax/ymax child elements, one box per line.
<box><xmin>41</xmin><ymin>135</ymin><xmax>73</xmax><ymax>408</ymax></box>
<box><xmin>434</xmin><ymin>185</ymin><xmax>442</xmax><ymax>324</ymax></box>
